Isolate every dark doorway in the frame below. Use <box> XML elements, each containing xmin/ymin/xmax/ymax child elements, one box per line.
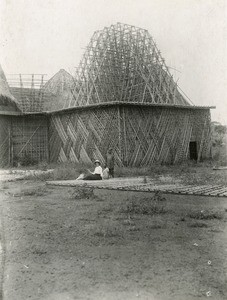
<box><xmin>189</xmin><ymin>141</ymin><xmax>198</xmax><ymax>160</ymax></box>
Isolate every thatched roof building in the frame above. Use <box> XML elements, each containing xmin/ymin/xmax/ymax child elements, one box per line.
<box><xmin>43</xmin><ymin>69</ymin><xmax>74</xmax><ymax>111</ymax></box>
<box><xmin>0</xmin><ymin>65</ymin><xmax>21</xmax><ymax>167</ymax></box>
<box><xmin>0</xmin><ymin>65</ymin><xmax>20</xmax><ymax>113</ymax></box>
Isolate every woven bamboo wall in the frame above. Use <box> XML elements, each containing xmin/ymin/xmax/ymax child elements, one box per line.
<box><xmin>49</xmin><ymin>105</ymin><xmax>211</xmax><ymax>166</ymax></box>
<box><xmin>190</xmin><ymin>109</ymin><xmax>212</xmax><ymax>161</ymax></box>
<box><xmin>0</xmin><ymin>116</ymin><xmax>11</xmax><ymax>167</ymax></box>
<box><xmin>11</xmin><ymin>115</ymin><xmax>49</xmax><ymax>165</ymax></box>
<box><xmin>49</xmin><ymin>106</ymin><xmax>122</xmax><ymax>165</ymax></box>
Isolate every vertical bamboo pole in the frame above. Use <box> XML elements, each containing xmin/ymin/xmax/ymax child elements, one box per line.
<box><xmin>118</xmin><ymin>105</ymin><xmax>122</xmax><ymax>165</ymax></box>
<box><xmin>8</xmin><ymin>118</ymin><xmax>11</xmax><ymax>166</ymax></box>
<box><xmin>46</xmin><ymin>115</ymin><xmax>50</xmax><ymax>163</ymax></box>
<box><xmin>123</xmin><ymin>106</ymin><xmax>128</xmax><ymax>166</ymax></box>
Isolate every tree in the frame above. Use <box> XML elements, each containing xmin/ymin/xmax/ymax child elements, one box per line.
<box><xmin>211</xmin><ymin>122</ymin><xmax>227</xmax><ymax>147</ymax></box>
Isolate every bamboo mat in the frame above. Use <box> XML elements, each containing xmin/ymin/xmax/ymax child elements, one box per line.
<box><xmin>46</xmin><ymin>178</ymin><xmax>227</xmax><ymax>198</ymax></box>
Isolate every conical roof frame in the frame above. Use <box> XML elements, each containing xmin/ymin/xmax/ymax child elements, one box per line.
<box><xmin>44</xmin><ymin>69</ymin><xmax>74</xmax><ymax>95</ymax></box>
<box><xmin>68</xmin><ymin>23</ymin><xmax>191</xmax><ymax>108</ymax></box>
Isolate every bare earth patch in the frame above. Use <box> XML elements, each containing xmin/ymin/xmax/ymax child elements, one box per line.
<box><xmin>0</xmin><ymin>179</ymin><xmax>227</xmax><ymax>300</ymax></box>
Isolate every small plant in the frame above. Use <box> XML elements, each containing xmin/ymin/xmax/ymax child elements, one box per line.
<box><xmin>127</xmin><ymin>225</ymin><xmax>140</xmax><ymax>232</ymax></box>
<box><xmin>101</xmin><ymin>206</ymin><xmax>113</xmax><ymax>213</ymax></box>
<box><xmin>122</xmin><ymin>215</ymin><xmax>135</xmax><ymax>226</ymax></box>
<box><xmin>94</xmin><ymin>225</ymin><xmax>120</xmax><ymax>238</ymax></box>
<box><xmin>187</xmin><ymin>210</ymin><xmax>223</xmax><ymax>220</ymax></box>
<box><xmin>38</xmin><ymin>161</ymin><xmax>48</xmax><ymax>171</ymax></box>
<box><xmin>121</xmin><ymin>194</ymin><xmax>167</xmax><ymax>216</ymax></box>
<box><xmin>70</xmin><ymin>187</ymin><xmax>95</xmax><ymax>200</ymax></box>
<box><xmin>153</xmin><ymin>191</ymin><xmax>166</xmax><ymax>202</ymax></box>
<box><xmin>188</xmin><ymin>222</ymin><xmax>209</xmax><ymax>228</ymax></box>
<box><xmin>1</xmin><ymin>184</ymin><xmax>9</xmax><ymax>190</ymax></box>
<box><xmin>149</xmin><ymin>223</ymin><xmax>163</xmax><ymax>229</ymax></box>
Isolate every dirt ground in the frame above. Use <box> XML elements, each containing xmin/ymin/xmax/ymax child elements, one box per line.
<box><xmin>0</xmin><ymin>178</ymin><xmax>227</xmax><ymax>300</ymax></box>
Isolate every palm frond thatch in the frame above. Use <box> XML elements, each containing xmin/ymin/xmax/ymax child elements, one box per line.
<box><xmin>0</xmin><ymin>64</ymin><xmax>20</xmax><ymax>110</ymax></box>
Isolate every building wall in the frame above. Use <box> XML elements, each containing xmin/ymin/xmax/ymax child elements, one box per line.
<box><xmin>190</xmin><ymin>109</ymin><xmax>212</xmax><ymax>161</ymax></box>
<box><xmin>49</xmin><ymin>106</ymin><xmax>122</xmax><ymax>165</ymax></box>
<box><xmin>0</xmin><ymin>116</ymin><xmax>11</xmax><ymax>167</ymax></box>
<box><xmin>11</xmin><ymin>115</ymin><xmax>49</xmax><ymax>165</ymax></box>
<box><xmin>49</xmin><ymin>105</ymin><xmax>212</xmax><ymax>166</ymax></box>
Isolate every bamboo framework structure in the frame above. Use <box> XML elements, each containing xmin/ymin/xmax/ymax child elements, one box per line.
<box><xmin>66</xmin><ymin>23</ymin><xmax>191</xmax><ymax>108</ymax></box>
<box><xmin>0</xmin><ymin>114</ymin><xmax>49</xmax><ymax>167</ymax></box>
<box><xmin>7</xmin><ymin>74</ymin><xmax>48</xmax><ymax>112</ymax></box>
<box><xmin>0</xmin><ymin>24</ymin><xmax>214</xmax><ymax>167</ymax></box>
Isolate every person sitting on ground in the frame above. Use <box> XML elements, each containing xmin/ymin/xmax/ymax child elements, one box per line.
<box><xmin>102</xmin><ymin>165</ymin><xmax>109</xmax><ymax>180</ymax></box>
<box><xmin>76</xmin><ymin>160</ymin><xmax>103</xmax><ymax>180</ymax></box>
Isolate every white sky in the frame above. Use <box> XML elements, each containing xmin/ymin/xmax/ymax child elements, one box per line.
<box><xmin>0</xmin><ymin>0</ymin><xmax>226</xmax><ymax>124</ymax></box>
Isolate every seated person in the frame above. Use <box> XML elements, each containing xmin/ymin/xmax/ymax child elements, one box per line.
<box><xmin>77</xmin><ymin>160</ymin><xmax>103</xmax><ymax>180</ymax></box>
<box><xmin>102</xmin><ymin>165</ymin><xmax>109</xmax><ymax>179</ymax></box>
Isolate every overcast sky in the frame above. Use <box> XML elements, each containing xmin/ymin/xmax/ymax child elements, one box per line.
<box><xmin>0</xmin><ymin>0</ymin><xmax>226</xmax><ymax>124</ymax></box>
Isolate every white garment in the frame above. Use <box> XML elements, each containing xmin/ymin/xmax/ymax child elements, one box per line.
<box><xmin>93</xmin><ymin>166</ymin><xmax>103</xmax><ymax>176</ymax></box>
<box><xmin>102</xmin><ymin>168</ymin><xmax>109</xmax><ymax>179</ymax></box>
<box><xmin>76</xmin><ymin>173</ymin><xmax>85</xmax><ymax>180</ymax></box>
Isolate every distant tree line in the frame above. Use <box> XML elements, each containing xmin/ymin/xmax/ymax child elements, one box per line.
<box><xmin>211</xmin><ymin>121</ymin><xmax>227</xmax><ymax>164</ymax></box>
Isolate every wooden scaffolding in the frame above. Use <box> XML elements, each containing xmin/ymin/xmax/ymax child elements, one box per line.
<box><xmin>66</xmin><ymin>23</ymin><xmax>191</xmax><ymax>108</ymax></box>
<box><xmin>7</xmin><ymin>74</ymin><xmax>48</xmax><ymax>112</ymax></box>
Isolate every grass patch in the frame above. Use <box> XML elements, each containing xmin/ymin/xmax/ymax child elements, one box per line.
<box><xmin>188</xmin><ymin>222</ymin><xmax>209</xmax><ymax>228</ymax></box>
<box><xmin>12</xmin><ymin>186</ymin><xmax>50</xmax><ymax>197</ymax></box>
<box><xmin>1</xmin><ymin>183</ymin><xmax>9</xmax><ymax>190</ymax></box>
<box><xmin>121</xmin><ymin>192</ymin><xmax>167</xmax><ymax>216</ymax></box>
<box><xmin>114</xmin><ymin>162</ymin><xmax>226</xmax><ymax>186</ymax></box>
<box><xmin>149</xmin><ymin>223</ymin><xmax>164</xmax><ymax>229</ymax></box>
<box><xmin>122</xmin><ymin>201</ymin><xmax>167</xmax><ymax>215</ymax></box>
<box><xmin>94</xmin><ymin>225</ymin><xmax>121</xmax><ymax>238</ymax></box>
<box><xmin>25</xmin><ymin>162</ymin><xmax>93</xmax><ymax>181</ymax></box>
<box><xmin>115</xmin><ymin>165</ymin><xmax>169</xmax><ymax>178</ymax></box>
<box><xmin>187</xmin><ymin>210</ymin><xmax>224</xmax><ymax>220</ymax></box>
<box><xmin>18</xmin><ymin>160</ymin><xmax>227</xmax><ymax>187</ymax></box>
<box><xmin>70</xmin><ymin>186</ymin><xmax>96</xmax><ymax>200</ymax></box>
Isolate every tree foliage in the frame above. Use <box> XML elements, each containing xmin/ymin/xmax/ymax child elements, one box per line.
<box><xmin>211</xmin><ymin>122</ymin><xmax>227</xmax><ymax>147</ymax></box>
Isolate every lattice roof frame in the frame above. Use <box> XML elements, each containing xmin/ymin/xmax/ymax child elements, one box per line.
<box><xmin>66</xmin><ymin>23</ymin><xmax>192</xmax><ymax>108</ymax></box>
